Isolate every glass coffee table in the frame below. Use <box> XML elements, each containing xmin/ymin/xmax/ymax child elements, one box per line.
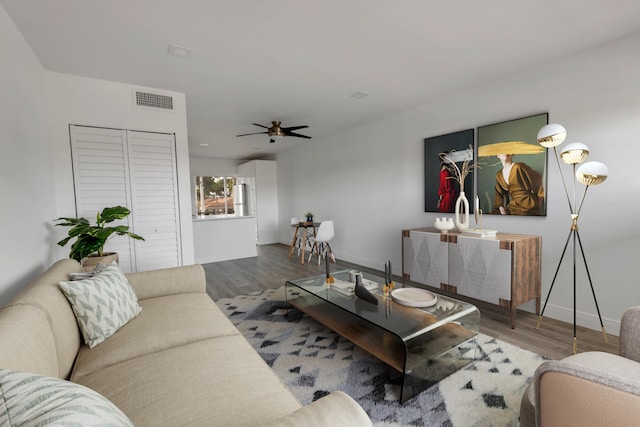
<box><xmin>285</xmin><ymin>269</ymin><xmax>480</xmax><ymax>403</ymax></box>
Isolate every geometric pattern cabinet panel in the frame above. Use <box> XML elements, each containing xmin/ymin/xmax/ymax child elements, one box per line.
<box><xmin>448</xmin><ymin>236</ymin><xmax>511</xmax><ymax>306</ymax></box>
<box><xmin>402</xmin><ymin>228</ymin><xmax>541</xmax><ymax>328</ymax></box>
<box><xmin>402</xmin><ymin>230</ymin><xmax>448</xmax><ymax>287</ymax></box>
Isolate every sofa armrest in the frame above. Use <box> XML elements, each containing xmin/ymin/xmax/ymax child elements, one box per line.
<box><xmin>125</xmin><ymin>264</ymin><xmax>206</xmax><ymax>300</ymax></box>
<box><xmin>260</xmin><ymin>391</ymin><xmax>372</xmax><ymax>427</ymax></box>
<box><xmin>620</xmin><ymin>306</ymin><xmax>640</xmax><ymax>362</ymax></box>
<box><xmin>535</xmin><ymin>358</ymin><xmax>640</xmax><ymax>427</ymax></box>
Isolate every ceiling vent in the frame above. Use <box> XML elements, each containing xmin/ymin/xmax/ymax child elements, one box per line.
<box><xmin>133</xmin><ymin>89</ymin><xmax>174</xmax><ymax>111</ymax></box>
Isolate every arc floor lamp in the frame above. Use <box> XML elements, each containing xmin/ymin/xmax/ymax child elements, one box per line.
<box><xmin>536</xmin><ymin>123</ymin><xmax>609</xmax><ymax>354</ymax></box>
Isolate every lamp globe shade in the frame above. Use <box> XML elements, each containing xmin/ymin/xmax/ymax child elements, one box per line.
<box><xmin>560</xmin><ymin>142</ymin><xmax>590</xmax><ymax>165</ymax></box>
<box><xmin>537</xmin><ymin>124</ymin><xmax>566</xmax><ymax>148</ymax></box>
<box><xmin>576</xmin><ymin>161</ymin><xmax>608</xmax><ymax>186</ymax></box>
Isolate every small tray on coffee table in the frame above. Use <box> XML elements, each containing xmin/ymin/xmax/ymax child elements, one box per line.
<box><xmin>391</xmin><ymin>288</ymin><xmax>437</xmax><ymax>307</ymax></box>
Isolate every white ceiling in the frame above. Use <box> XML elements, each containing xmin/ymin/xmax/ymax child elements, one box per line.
<box><xmin>4</xmin><ymin>0</ymin><xmax>640</xmax><ymax>160</ymax></box>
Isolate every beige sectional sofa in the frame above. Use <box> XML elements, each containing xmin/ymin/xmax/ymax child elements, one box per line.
<box><xmin>0</xmin><ymin>258</ymin><xmax>371</xmax><ymax>426</ymax></box>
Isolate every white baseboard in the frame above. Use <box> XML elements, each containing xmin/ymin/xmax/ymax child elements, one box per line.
<box><xmin>541</xmin><ymin>303</ymin><xmax>620</xmax><ymax>337</ymax></box>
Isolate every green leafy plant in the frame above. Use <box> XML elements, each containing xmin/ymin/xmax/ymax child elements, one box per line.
<box><xmin>54</xmin><ymin>206</ymin><xmax>145</xmax><ymax>261</ymax></box>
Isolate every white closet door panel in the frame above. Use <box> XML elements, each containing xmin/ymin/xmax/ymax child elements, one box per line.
<box><xmin>70</xmin><ymin>126</ymin><xmax>135</xmax><ymax>272</ymax></box>
<box><xmin>127</xmin><ymin>131</ymin><xmax>181</xmax><ymax>271</ymax></box>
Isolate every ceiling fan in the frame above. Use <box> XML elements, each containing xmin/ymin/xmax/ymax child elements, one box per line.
<box><xmin>236</xmin><ymin>121</ymin><xmax>311</xmax><ymax>143</ymax></box>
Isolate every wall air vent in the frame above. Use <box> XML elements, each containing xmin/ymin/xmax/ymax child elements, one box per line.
<box><xmin>134</xmin><ymin>90</ymin><xmax>174</xmax><ymax>111</ymax></box>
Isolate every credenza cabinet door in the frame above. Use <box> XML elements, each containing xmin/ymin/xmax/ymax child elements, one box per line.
<box><xmin>402</xmin><ymin>230</ymin><xmax>448</xmax><ymax>287</ymax></box>
<box><xmin>69</xmin><ymin>125</ymin><xmax>182</xmax><ymax>272</ymax></box>
<box><xmin>448</xmin><ymin>236</ymin><xmax>511</xmax><ymax>304</ymax></box>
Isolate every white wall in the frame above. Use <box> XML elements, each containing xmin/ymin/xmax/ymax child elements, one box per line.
<box><xmin>193</xmin><ymin>218</ymin><xmax>257</xmax><ymax>263</ymax></box>
<box><xmin>277</xmin><ymin>32</ymin><xmax>640</xmax><ymax>335</ymax></box>
<box><xmin>45</xmin><ymin>72</ymin><xmax>195</xmax><ymax>268</ymax></box>
<box><xmin>0</xmin><ymin>7</ymin><xmax>56</xmax><ymax>306</ymax></box>
<box><xmin>189</xmin><ymin>156</ymin><xmax>240</xmax><ymax>177</ymax></box>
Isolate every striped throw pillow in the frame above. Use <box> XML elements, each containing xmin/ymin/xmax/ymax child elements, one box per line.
<box><xmin>0</xmin><ymin>369</ymin><xmax>133</xmax><ymax>426</ymax></box>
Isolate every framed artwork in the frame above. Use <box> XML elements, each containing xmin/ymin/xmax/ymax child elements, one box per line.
<box><xmin>476</xmin><ymin>113</ymin><xmax>548</xmax><ymax>216</ymax></box>
<box><xmin>424</xmin><ymin>129</ymin><xmax>474</xmax><ymax>213</ymax></box>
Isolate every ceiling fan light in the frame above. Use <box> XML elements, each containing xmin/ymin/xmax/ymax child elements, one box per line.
<box><xmin>560</xmin><ymin>142</ymin><xmax>590</xmax><ymax>165</ymax></box>
<box><xmin>537</xmin><ymin>123</ymin><xmax>567</xmax><ymax>148</ymax></box>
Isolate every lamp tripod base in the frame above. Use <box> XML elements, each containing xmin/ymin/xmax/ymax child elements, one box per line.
<box><xmin>536</xmin><ymin>225</ymin><xmax>608</xmax><ymax>354</ymax></box>
<box><xmin>536</xmin><ymin>315</ymin><xmax>543</xmax><ymax>330</ymax></box>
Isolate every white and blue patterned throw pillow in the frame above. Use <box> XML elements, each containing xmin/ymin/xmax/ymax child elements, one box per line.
<box><xmin>0</xmin><ymin>369</ymin><xmax>133</xmax><ymax>426</ymax></box>
<box><xmin>59</xmin><ymin>262</ymin><xmax>142</xmax><ymax>348</ymax></box>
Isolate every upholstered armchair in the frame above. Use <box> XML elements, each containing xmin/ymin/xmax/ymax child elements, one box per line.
<box><xmin>520</xmin><ymin>307</ymin><xmax>640</xmax><ymax>427</ymax></box>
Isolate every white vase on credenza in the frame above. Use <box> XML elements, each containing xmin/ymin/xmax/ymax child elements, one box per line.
<box><xmin>454</xmin><ymin>191</ymin><xmax>470</xmax><ymax>231</ymax></box>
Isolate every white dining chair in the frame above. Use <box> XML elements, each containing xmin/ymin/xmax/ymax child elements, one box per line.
<box><xmin>308</xmin><ymin>220</ymin><xmax>335</xmax><ymax>265</ymax></box>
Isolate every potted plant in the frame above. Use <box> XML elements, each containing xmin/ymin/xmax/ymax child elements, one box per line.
<box><xmin>54</xmin><ymin>206</ymin><xmax>144</xmax><ymax>271</ymax></box>
<box><xmin>305</xmin><ymin>212</ymin><xmax>314</xmax><ymax>223</ymax></box>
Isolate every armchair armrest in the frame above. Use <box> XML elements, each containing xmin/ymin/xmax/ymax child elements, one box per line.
<box><xmin>125</xmin><ymin>264</ymin><xmax>205</xmax><ymax>300</ymax></box>
<box><xmin>535</xmin><ymin>355</ymin><xmax>640</xmax><ymax>427</ymax></box>
<box><xmin>260</xmin><ymin>391</ymin><xmax>372</xmax><ymax>427</ymax></box>
<box><xmin>620</xmin><ymin>306</ymin><xmax>640</xmax><ymax>362</ymax></box>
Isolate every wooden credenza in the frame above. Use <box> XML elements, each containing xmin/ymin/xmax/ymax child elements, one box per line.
<box><xmin>402</xmin><ymin>227</ymin><xmax>541</xmax><ymax>328</ymax></box>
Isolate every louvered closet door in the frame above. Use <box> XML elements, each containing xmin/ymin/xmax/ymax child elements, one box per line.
<box><xmin>127</xmin><ymin>131</ymin><xmax>181</xmax><ymax>271</ymax></box>
<box><xmin>69</xmin><ymin>125</ymin><xmax>181</xmax><ymax>272</ymax></box>
<box><xmin>70</xmin><ymin>126</ymin><xmax>136</xmax><ymax>271</ymax></box>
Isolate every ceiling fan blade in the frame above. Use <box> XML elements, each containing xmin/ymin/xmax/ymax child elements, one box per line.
<box><xmin>236</xmin><ymin>131</ymin><xmax>268</xmax><ymax>137</ymax></box>
<box><xmin>252</xmin><ymin>123</ymin><xmax>269</xmax><ymax>129</ymax></box>
<box><xmin>286</xmin><ymin>131</ymin><xmax>312</xmax><ymax>139</ymax></box>
<box><xmin>282</xmin><ymin>125</ymin><xmax>309</xmax><ymax>132</ymax></box>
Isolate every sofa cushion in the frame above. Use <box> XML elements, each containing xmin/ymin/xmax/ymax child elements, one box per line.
<box><xmin>0</xmin><ymin>304</ymin><xmax>59</xmax><ymax>377</ymax></box>
<box><xmin>8</xmin><ymin>258</ymin><xmax>84</xmax><ymax>378</ymax></box>
<box><xmin>59</xmin><ymin>262</ymin><xmax>142</xmax><ymax>348</ymax></box>
<box><xmin>72</xmin><ymin>292</ymin><xmax>241</xmax><ymax>379</ymax></box>
<box><xmin>261</xmin><ymin>391</ymin><xmax>373</xmax><ymax>427</ymax></box>
<box><xmin>73</xmin><ymin>336</ymin><xmax>302</xmax><ymax>427</ymax></box>
<box><xmin>125</xmin><ymin>264</ymin><xmax>206</xmax><ymax>300</ymax></box>
<box><xmin>0</xmin><ymin>368</ymin><xmax>133</xmax><ymax>426</ymax></box>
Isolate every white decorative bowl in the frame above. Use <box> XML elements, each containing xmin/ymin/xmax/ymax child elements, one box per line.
<box><xmin>434</xmin><ymin>217</ymin><xmax>455</xmax><ymax>233</ymax></box>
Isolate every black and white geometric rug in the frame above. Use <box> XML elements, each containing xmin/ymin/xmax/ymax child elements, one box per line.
<box><xmin>216</xmin><ymin>287</ymin><xmax>545</xmax><ymax>427</ymax></box>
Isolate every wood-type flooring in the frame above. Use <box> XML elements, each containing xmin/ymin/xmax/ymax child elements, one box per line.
<box><xmin>202</xmin><ymin>243</ymin><xmax>619</xmax><ymax>361</ymax></box>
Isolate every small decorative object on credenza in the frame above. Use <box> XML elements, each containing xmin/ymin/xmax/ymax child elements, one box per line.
<box><xmin>535</xmin><ymin>123</ymin><xmax>609</xmax><ymax>354</ymax></box>
<box><xmin>354</xmin><ymin>274</ymin><xmax>378</xmax><ymax>305</ymax></box>
<box><xmin>434</xmin><ymin>217</ymin><xmax>455</xmax><ymax>233</ymax></box>
<box><xmin>462</xmin><ymin>196</ymin><xmax>497</xmax><ymax>237</ymax></box>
